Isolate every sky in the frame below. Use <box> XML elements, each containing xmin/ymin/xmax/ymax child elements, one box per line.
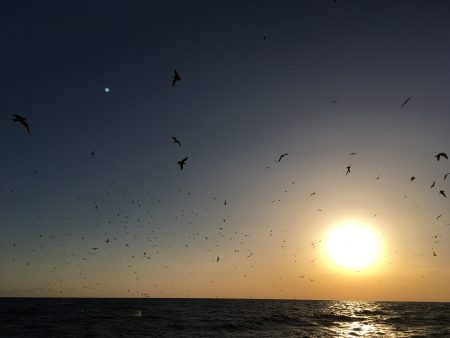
<box><xmin>1</xmin><ymin>0</ymin><xmax>450</xmax><ymax>301</ymax></box>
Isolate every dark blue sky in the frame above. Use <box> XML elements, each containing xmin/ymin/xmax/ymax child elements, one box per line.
<box><xmin>1</xmin><ymin>1</ymin><xmax>449</xmax><ymax>299</ymax></box>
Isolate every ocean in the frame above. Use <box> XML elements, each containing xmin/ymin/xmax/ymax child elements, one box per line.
<box><xmin>0</xmin><ymin>298</ymin><xmax>449</xmax><ymax>337</ymax></box>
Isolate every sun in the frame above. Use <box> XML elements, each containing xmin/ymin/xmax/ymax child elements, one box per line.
<box><xmin>325</xmin><ymin>223</ymin><xmax>380</xmax><ymax>270</ymax></box>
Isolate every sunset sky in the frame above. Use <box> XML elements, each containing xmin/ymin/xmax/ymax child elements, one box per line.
<box><xmin>1</xmin><ymin>0</ymin><xmax>449</xmax><ymax>301</ymax></box>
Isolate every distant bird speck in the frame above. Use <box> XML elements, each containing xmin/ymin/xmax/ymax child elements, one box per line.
<box><xmin>439</xmin><ymin>190</ymin><xmax>446</xmax><ymax>198</ymax></box>
<box><xmin>349</xmin><ymin>152</ymin><xmax>357</xmax><ymax>156</ymax></box>
<box><xmin>12</xmin><ymin>114</ymin><xmax>30</xmax><ymax>134</ymax></box>
<box><xmin>172</xmin><ymin>137</ymin><xmax>181</xmax><ymax>147</ymax></box>
<box><xmin>431</xmin><ymin>181</ymin><xmax>435</xmax><ymax>189</ymax></box>
<box><xmin>401</xmin><ymin>96</ymin><xmax>411</xmax><ymax>108</ymax></box>
<box><xmin>346</xmin><ymin>165</ymin><xmax>351</xmax><ymax>175</ymax></box>
<box><xmin>178</xmin><ymin>157</ymin><xmax>188</xmax><ymax>170</ymax></box>
<box><xmin>172</xmin><ymin>69</ymin><xmax>181</xmax><ymax>87</ymax></box>
<box><xmin>277</xmin><ymin>153</ymin><xmax>289</xmax><ymax>162</ymax></box>
<box><xmin>410</xmin><ymin>176</ymin><xmax>416</xmax><ymax>182</ymax></box>
<box><xmin>444</xmin><ymin>173</ymin><xmax>450</xmax><ymax>181</ymax></box>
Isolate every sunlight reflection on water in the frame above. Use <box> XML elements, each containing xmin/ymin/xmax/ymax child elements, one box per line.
<box><xmin>325</xmin><ymin>301</ymin><xmax>398</xmax><ymax>337</ymax></box>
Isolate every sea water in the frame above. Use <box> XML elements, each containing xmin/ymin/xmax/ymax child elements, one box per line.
<box><xmin>1</xmin><ymin>298</ymin><xmax>449</xmax><ymax>337</ymax></box>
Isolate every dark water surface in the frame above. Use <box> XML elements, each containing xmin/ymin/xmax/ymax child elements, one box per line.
<box><xmin>0</xmin><ymin>298</ymin><xmax>449</xmax><ymax>337</ymax></box>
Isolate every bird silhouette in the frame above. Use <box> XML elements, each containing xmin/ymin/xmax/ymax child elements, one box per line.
<box><xmin>435</xmin><ymin>152</ymin><xmax>448</xmax><ymax>161</ymax></box>
<box><xmin>410</xmin><ymin>176</ymin><xmax>416</xmax><ymax>182</ymax></box>
<box><xmin>172</xmin><ymin>137</ymin><xmax>181</xmax><ymax>147</ymax></box>
<box><xmin>349</xmin><ymin>152</ymin><xmax>357</xmax><ymax>156</ymax></box>
<box><xmin>439</xmin><ymin>190</ymin><xmax>446</xmax><ymax>198</ymax></box>
<box><xmin>401</xmin><ymin>96</ymin><xmax>411</xmax><ymax>108</ymax></box>
<box><xmin>433</xmin><ymin>251</ymin><xmax>437</xmax><ymax>256</ymax></box>
<box><xmin>444</xmin><ymin>173</ymin><xmax>450</xmax><ymax>181</ymax></box>
<box><xmin>431</xmin><ymin>181</ymin><xmax>435</xmax><ymax>188</ymax></box>
<box><xmin>346</xmin><ymin>165</ymin><xmax>351</xmax><ymax>175</ymax></box>
<box><xmin>178</xmin><ymin>157</ymin><xmax>188</xmax><ymax>170</ymax></box>
<box><xmin>172</xmin><ymin>69</ymin><xmax>181</xmax><ymax>87</ymax></box>
<box><xmin>12</xmin><ymin>114</ymin><xmax>30</xmax><ymax>134</ymax></box>
<box><xmin>277</xmin><ymin>153</ymin><xmax>289</xmax><ymax>162</ymax></box>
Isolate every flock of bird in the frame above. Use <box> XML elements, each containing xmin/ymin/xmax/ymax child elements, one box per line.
<box><xmin>6</xmin><ymin>30</ymin><xmax>449</xmax><ymax>298</ymax></box>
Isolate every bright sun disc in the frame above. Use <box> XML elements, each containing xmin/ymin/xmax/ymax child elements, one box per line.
<box><xmin>326</xmin><ymin>224</ymin><xmax>379</xmax><ymax>270</ymax></box>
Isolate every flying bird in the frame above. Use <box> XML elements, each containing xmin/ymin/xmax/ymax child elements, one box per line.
<box><xmin>346</xmin><ymin>165</ymin><xmax>351</xmax><ymax>175</ymax></box>
<box><xmin>277</xmin><ymin>153</ymin><xmax>289</xmax><ymax>162</ymax></box>
<box><xmin>401</xmin><ymin>96</ymin><xmax>411</xmax><ymax>108</ymax></box>
<box><xmin>349</xmin><ymin>152</ymin><xmax>357</xmax><ymax>156</ymax></box>
<box><xmin>435</xmin><ymin>152</ymin><xmax>448</xmax><ymax>161</ymax></box>
<box><xmin>172</xmin><ymin>69</ymin><xmax>181</xmax><ymax>87</ymax></box>
<box><xmin>410</xmin><ymin>176</ymin><xmax>416</xmax><ymax>182</ymax></box>
<box><xmin>12</xmin><ymin>114</ymin><xmax>30</xmax><ymax>134</ymax></box>
<box><xmin>172</xmin><ymin>137</ymin><xmax>181</xmax><ymax>147</ymax></box>
<box><xmin>433</xmin><ymin>251</ymin><xmax>437</xmax><ymax>256</ymax></box>
<box><xmin>444</xmin><ymin>173</ymin><xmax>450</xmax><ymax>181</ymax></box>
<box><xmin>178</xmin><ymin>157</ymin><xmax>188</xmax><ymax>170</ymax></box>
<box><xmin>431</xmin><ymin>181</ymin><xmax>435</xmax><ymax>189</ymax></box>
<box><xmin>439</xmin><ymin>190</ymin><xmax>446</xmax><ymax>198</ymax></box>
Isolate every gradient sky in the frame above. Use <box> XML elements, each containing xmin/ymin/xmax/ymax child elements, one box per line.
<box><xmin>1</xmin><ymin>0</ymin><xmax>450</xmax><ymax>301</ymax></box>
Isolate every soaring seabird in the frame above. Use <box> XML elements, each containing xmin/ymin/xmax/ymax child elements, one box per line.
<box><xmin>172</xmin><ymin>137</ymin><xmax>181</xmax><ymax>147</ymax></box>
<box><xmin>178</xmin><ymin>157</ymin><xmax>188</xmax><ymax>170</ymax></box>
<box><xmin>172</xmin><ymin>69</ymin><xmax>181</xmax><ymax>87</ymax></box>
<box><xmin>435</xmin><ymin>152</ymin><xmax>448</xmax><ymax>161</ymax></box>
<box><xmin>12</xmin><ymin>114</ymin><xmax>30</xmax><ymax>134</ymax></box>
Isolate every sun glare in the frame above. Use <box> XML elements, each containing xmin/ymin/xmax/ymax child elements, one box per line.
<box><xmin>326</xmin><ymin>223</ymin><xmax>380</xmax><ymax>270</ymax></box>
